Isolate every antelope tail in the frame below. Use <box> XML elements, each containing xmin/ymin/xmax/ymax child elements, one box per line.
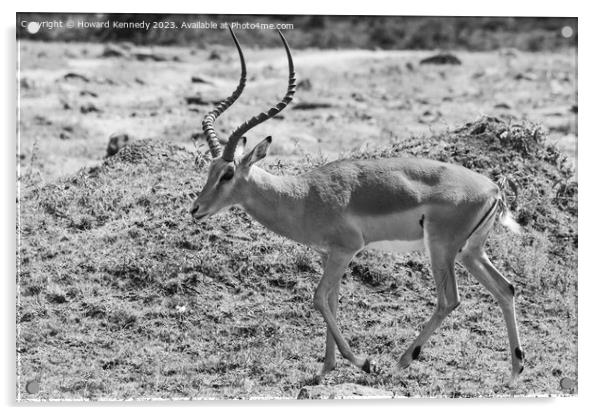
<box><xmin>498</xmin><ymin>198</ymin><xmax>521</xmax><ymax>234</ymax></box>
<box><xmin>496</xmin><ymin>177</ymin><xmax>521</xmax><ymax>234</ymax></box>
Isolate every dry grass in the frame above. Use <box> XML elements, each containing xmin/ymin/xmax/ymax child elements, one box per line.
<box><xmin>17</xmin><ymin>118</ymin><xmax>577</xmax><ymax>400</ymax></box>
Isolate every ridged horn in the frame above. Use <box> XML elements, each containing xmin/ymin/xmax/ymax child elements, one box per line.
<box><xmin>201</xmin><ymin>25</ymin><xmax>247</xmax><ymax>158</ymax></box>
<box><xmin>222</xmin><ymin>30</ymin><xmax>296</xmax><ymax>162</ymax></box>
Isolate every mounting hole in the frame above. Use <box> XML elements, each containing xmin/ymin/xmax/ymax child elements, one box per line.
<box><xmin>560</xmin><ymin>377</ymin><xmax>575</xmax><ymax>391</ymax></box>
<box><xmin>561</xmin><ymin>26</ymin><xmax>573</xmax><ymax>39</ymax></box>
<box><xmin>26</xmin><ymin>22</ymin><xmax>41</xmax><ymax>34</ymax></box>
<box><xmin>25</xmin><ymin>380</ymin><xmax>40</xmax><ymax>394</ymax></box>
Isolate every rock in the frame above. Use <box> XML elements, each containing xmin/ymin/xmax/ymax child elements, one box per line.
<box><xmin>191</xmin><ymin>75</ymin><xmax>214</xmax><ymax>85</ymax></box>
<box><xmin>292</xmin><ymin>102</ymin><xmax>333</xmax><ymax>110</ymax></box>
<box><xmin>33</xmin><ymin>115</ymin><xmax>52</xmax><ymax>126</ymax></box>
<box><xmin>185</xmin><ymin>96</ymin><xmax>212</xmax><ymax>106</ymax></box>
<box><xmin>297</xmin><ymin>383</ymin><xmax>394</xmax><ymax>399</ymax></box>
<box><xmin>133</xmin><ymin>50</ymin><xmax>168</xmax><ymax>62</ymax></box>
<box><xmin>514</xmin><ymin>72</ymin><xmax>538</xmax><ymax>81</ymax></box>
<box><xmin>60</xmin><ymin>99</ymin><xmax>72</xmax><ymax>110</ymax></box>
<box><xmin>208</xmin><ymin>50</ymin><xmax>221</xmax><ymax>60</ymax></box>
<box><xmin>20</xmin><ymin>77</ymin><xmax>34</xmax><ymax>89</ymax></box>
<box><xmin>80</xmin><ymin>90</ymin><xmax>98</xmax><ymax>98</ymax></box>
<box><xmin>120</xmin><ymin>42</ymin><xmax>135</xmax><ymax>51</ymax></box>
<box><xmin>100</xmin><ymin>44</ymin><xmax>128</xmax><ymax>58</ymax></box>
<box><xmin>418</xmin><ymin>109</ymin><xmax>442</xmax><ymax>124</ymax></box>
<box><xmin>420</xmin><ymin>53</ymin><xmax>462</xmax><ymax>65</ymax></box>
<box><xmin>106</xmin><ymin>132</ymin><xmax>133</xmax><ymax>158</ymax></box>
<box><xmin>80</xmin><ymin>103</ymin><xmax>101</xmax><ymax>114</ymax></box>
<box><xmin>297</xmin><ymin>79</ymin><xmax>312</xmax><ymax>90</ymax></box>
<box><xmin>64</xmin><ymin>72</ymin><xmax>90</xmax><ymax>83</ymax></box>
<box><xmin>540</xmin><ymin>105</ymin><xmax>571</xmax><ymax>117</ymax></box>
<box><xmin>351</xmin><ymin>92</ymin><xmax>365</xmax><ymax>102</ymax></box>
<box><xmin>472</xmin><ymin>70</ymin><xmax>485</xmax><ymax>79</ymax></box>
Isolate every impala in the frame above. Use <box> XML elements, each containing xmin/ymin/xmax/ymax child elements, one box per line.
<box><xmin>191</xmin><ymin>26</ymin><xmax>524</xmax><ymax>383</ymax></box>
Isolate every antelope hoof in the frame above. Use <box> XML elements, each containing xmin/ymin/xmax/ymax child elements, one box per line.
<box><xmin>361</xmin><ymin>357</ymin><xmax>380</xmax><ymax>374</ymax></box>
<box><xmin>398</xmin><ymin>345</ymin><xmax>421</xmax><ymax>370</ymax></box>
<box><xmin>319</xmin><ymin>361</ymin><xmax>336</xmax><ymax>377</ymax></box>
<box><xmin>508</xmin><ymin>365</ymin><xmax>524</xmax><ymax>386</ymax></box>
<box><xmin>507</xmin><ymin>373</ymin><xmax>519</xmax><ymax>387</ymax></box>
<box><xmin>397</xmin><ymin>357</ymin><xmax>411</xmax><ymax>370</ymax></box>
<box><xmin>361</xmin><ymin>358</ymin><xmax>371</xmax><ymax>373</ymax></box>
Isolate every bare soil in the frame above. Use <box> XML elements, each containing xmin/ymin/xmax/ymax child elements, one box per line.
<box><xmin>17</xmin><ymin>41</ymin><xmax>576</xmax><ymax>178</ymax></box>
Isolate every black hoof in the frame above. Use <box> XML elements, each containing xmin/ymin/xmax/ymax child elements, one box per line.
<box><xmin>361</xmin><ymin>358</ymin><xmax>371</xmax><ymax>374</ymax></box>
<box><xmin>515</xmin><ymin>347</ymin><xmax>524</xmax><ymax>360</ymax></box>
<box><xmin>412</xmin><ymin>345</ymin><xmax>421</xmax><ymax>360</ymax></box>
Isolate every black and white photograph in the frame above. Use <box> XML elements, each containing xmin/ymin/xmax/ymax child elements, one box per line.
<box><xmin>15</xmin><ymin>10</ymin><xmax>578</xmax><ymax>401</ymax></box>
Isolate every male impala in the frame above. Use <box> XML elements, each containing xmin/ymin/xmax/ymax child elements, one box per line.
<box><xmin>191</xmin><ymin>26</ymin><xmax>524</xmax><ymax>383</ymax></box>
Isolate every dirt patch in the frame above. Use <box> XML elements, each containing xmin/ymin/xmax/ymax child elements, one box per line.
<box><xmin>18</xmin><ymin>41</ymin><xmax>576</xmax><ymax>180</ymax></box>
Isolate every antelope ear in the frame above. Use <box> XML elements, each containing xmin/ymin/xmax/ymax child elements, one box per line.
<box><xmin>241</xmin><ymin>136</ymin><xmax>272</xmax><ymax>167</ymax></box>
<box><xmin>234</xmin><ymin>136</ymin><xmax>247</xmax><ymax>160</ymax></box>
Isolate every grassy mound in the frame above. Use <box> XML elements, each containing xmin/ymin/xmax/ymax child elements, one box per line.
<box><xmin>353</xmin><ymin>116</ymin><xmax>576</xmax><ymax>245</ymax></box>
<box><xmin>17</xmin><ymin>118</ymin><xmax>577</xmax><ymax>400</ymax></box>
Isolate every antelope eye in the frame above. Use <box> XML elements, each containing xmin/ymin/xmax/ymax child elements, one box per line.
<box><xmin>220</xmin><ymin>168</ymin><xmax>234</xmax><ymax>182</ymax></box>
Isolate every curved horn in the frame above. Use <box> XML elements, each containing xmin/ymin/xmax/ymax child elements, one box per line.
<box><xmin>202</xmin><ymin>25</ymin><xmax>247</xmax><ymax>158</ymax></box>
<box><xmin>222</xmin><ymin>30</ymin><xmax>296</xmax><ymax>162</ymax></box>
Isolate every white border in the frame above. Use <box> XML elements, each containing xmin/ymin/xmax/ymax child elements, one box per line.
<box><xmin>4</xmin><ymin>1</ymin><xmax>597</xmax><ymax>414</ymax></box>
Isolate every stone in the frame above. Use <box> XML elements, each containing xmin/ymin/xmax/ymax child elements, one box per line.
<box><xmin>106</xmin><ymin>132</ymin><xmax>133</xmax><ymax>158</ymax></box>
<box><xmin>297</xmin><ymin>383</ymin><xmax>394</xmax><ymax>399</ymax></box>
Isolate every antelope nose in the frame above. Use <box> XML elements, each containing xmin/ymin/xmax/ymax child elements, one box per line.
<box><xmin>190</xmin><ymin>205</ymin><xmax>199</xmax><ymax>217</ymax></box>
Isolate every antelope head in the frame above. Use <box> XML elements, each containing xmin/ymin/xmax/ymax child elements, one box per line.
<box><xmin>190</xmin><ymin>26</ymin><xmax>296</xmax><ymax>221</ymax></box>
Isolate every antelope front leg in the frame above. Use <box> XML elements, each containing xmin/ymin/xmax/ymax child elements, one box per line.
<box><xmin>313</xmin><ymin>250</ymin><xmax>372</xmax><ymax>373</ymax></box>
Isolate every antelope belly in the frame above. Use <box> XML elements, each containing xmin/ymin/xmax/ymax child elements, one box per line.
<box><xmin>365</xmin><ymin>239</ymin><xmax>425</xmax><ymax>254</ymax></box>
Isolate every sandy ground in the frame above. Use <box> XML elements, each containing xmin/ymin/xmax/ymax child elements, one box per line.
<box><xmin>17</xmin><ymin>40</ymin><xmax>577</xmax><ymax>179</ymax></box>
